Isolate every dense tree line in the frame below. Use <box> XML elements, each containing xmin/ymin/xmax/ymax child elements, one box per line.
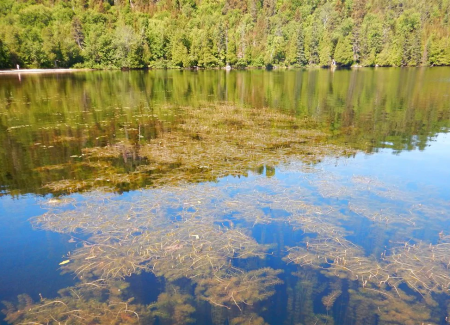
<box><xmin>0</xmin><ymin>0</ymin><xmax>450</xmax><ymax>69</ymax></box>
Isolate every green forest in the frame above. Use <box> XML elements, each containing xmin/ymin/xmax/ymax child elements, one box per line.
<box><xmin>0</xmin><ymin>0</ymin><xmax>450</xmax><ymax>69</ymax></box>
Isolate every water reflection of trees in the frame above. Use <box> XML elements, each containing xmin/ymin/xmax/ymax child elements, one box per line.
<box><xmin>1</xmin><ymin>102</ymin><xmax>353</xmax><ymax>196</ymax></box>
<box><xmin>2</xmin><ymin>69</ymin><xmax>450</xmax><ymax>196</ymax></box>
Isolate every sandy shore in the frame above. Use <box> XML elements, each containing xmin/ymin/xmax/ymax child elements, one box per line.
<box><xmin>0</xmin><ymin>68</ymin><xmax>92</xmax><ymax>74</ymax></box>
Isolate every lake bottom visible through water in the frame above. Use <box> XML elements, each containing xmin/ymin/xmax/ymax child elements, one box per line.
<box><xmin>2</xmin><ymin>137</ymin><xmax>450</xmax><ymax>324</ymax></box>
<box><xmin>1</xmin><ymin>69</ymin><xmax>450</xmax><ymax>324</ymax></box>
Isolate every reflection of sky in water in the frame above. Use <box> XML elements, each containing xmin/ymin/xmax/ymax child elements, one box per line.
<box><xmin>326</xmin><ymin>133</ymin><xmax>450</xmax><ymax>200</ymax></box>
<box><xmin>0</xmin><ymin>196</ymin><xmax>75</xmax><ymax>309</ymax></box>
<box><xmin>276</xmin><ymin>133</ymin><xmax>450</xmax><ymax>201</ymax></box>
<box><xmin>1</xmin><ymin>133</ymin><xmax>450</xmax><ymax>324</ymax></box>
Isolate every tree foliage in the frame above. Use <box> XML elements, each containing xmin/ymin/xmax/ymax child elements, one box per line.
<box><xmin>0</xmin><ymin>0</ymin><xmax>450</xmax><ymax>69</ymax></box>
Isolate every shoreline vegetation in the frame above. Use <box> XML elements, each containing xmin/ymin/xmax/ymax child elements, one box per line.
<box><xmin>0</xmin><ymin>64</ymin><xmax>447</xmax><ymax>74</ymax></box>
<box><xmin>1</xmin><ymin>0</ymin><xmax>450</xmax><ymax>71</ymax></box>
<box><xmin>0</xmin><ymin>64</ymin><xmax>446</xmax><ymax>74</ymax></box>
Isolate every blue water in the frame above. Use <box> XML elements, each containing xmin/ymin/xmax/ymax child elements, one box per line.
<box><xmin>1</xmin><ymin>133</ymin><xmax>449</xmax><ymax>323</ymax></box>
<box><xmin>1</xmin><ymin>68</ymin><xmax>450</xmax><ymax>324</ymax></box>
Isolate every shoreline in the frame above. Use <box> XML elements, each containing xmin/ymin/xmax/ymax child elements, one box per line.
<box><xmin>0</xmin><ymin>66</ymin><xmax>444</xmax><ymax>75</ymax></box>
<box><xmin>0</xmin><ymin>68</ymin><xmax>93</xmax><ymax>75</ymax></box>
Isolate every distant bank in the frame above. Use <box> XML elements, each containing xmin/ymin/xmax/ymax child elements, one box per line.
<box><xmin>0</xmin><ymin>69</ymin><xmax>92</xmax><ymax>75</ymax></box>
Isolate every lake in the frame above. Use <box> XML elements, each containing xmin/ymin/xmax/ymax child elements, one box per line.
<box><xmin>1</xmin><ymin>68</ymin><xmax>450</xmax><ymax>324</ymax></box>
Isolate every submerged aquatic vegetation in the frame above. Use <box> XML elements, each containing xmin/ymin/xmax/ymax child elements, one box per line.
<box><xmin>195</xmin><ymin>268</ymin><xmax>283</xmax><ymax>311</ymax></box>
<box><xmin>345</xmin><ymin>288</ymin><xmax>436</xmax><ymax>325</ymax></box>
<box><xmin>382</xmin><ymin>239</ymin><xmax>450</xmax><ymax>297</ymax></box>
<box><xmin>33</xmin><ymin>187</ymin><xmax>268</xmax><ymax>282</ymax></box>
<box><xmin>285</xmin><ymin>234</ymin><xmax>383</xmax><ymax>283</ymax></box>
<box><xmin>286</xmin><ymin>232</ymin><xmax>450</xmax><ymax>305</ymax></box>
<box><xmin>1</xmin><ymin>284</ymin><xmax>152</xmax><ymax>325</ymax></box>
<box><xmin>33</xmin><ymin>103</ymin><xmax>356</xmax><ymax>195</ymax></box>
<box><xmin>21</xmin><ymin>157</ymin><xmax>450</xmax><ymax>324</ymax></box>
<box><xmin>229</xmin><ymin>313</ymin><xmax>269</xmax><ymax>325</ymax></box>
<box><xmin>34</xmin><ymin>170</ymin><xmax>450</xmax><ymax>286</ymax></box>
<box><xmin>151</xmin><ymin>286</ymin><xmax>196</xmax><ymax>325</ymax></box>
<box><xmin>62</xmin><ymin>221</ymin><xmax>266</xmax><ymax>282</ymax></box>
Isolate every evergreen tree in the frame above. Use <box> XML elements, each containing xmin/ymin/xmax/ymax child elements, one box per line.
<box><xmin>334</xmin><ymin>36</ymin><xmax>353</xmax><ymax>67</ymax></box>
<box><xmin>319</xmin><ymin>32</ymin><xmax>332</xmax><ymax>67</ymax></box>
<box><xmin>428</xmin><ymin>36</ymin><xmax>450</xmax><ymax>66</ymax></box>
<box><xmin>0</xmin><ymin>39</ymin><xmax>10</xmax><ymax>68</ymax></box>
<box><xmin>309</xmin><ymin>22</ymin><xmax>320</xmax><ymax>65</ymax></box>
<box><xmin>171</xmin><ymin>33</ymin><xmax>190</xmax><ymax>68</ymax></box>
<box><xmin>397</xmin><ymin>10</ymin><xmax>422</xmax><ymax>66</ymax></box>
<box><xmin>296</xmin><ymin>27</ymin><xmax>307</xmax><ymax>67</ymax></box>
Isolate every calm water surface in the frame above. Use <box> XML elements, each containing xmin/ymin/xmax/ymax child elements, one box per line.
<box><xmin>1</xmin><ymin>68</ymin><xmax>450</xmax><ymax>324</ymax></box>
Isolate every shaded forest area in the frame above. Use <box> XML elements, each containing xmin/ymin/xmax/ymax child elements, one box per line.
<box><xmin>0</xmin><ymin>0</ymin><xmax>450</xmax><ymax>69</ymax></box>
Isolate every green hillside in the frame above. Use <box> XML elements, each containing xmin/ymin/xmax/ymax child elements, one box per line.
<box><xmin>0</xmin><ymin>0</ymin><xmax>450</xmax><ymax>69</ymax></box>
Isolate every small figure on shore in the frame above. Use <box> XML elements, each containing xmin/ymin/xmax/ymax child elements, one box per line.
<box><xmin>16</xmin><ymin>64</ymin><xmax>20</xmax><ymax>70</ymax></box>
